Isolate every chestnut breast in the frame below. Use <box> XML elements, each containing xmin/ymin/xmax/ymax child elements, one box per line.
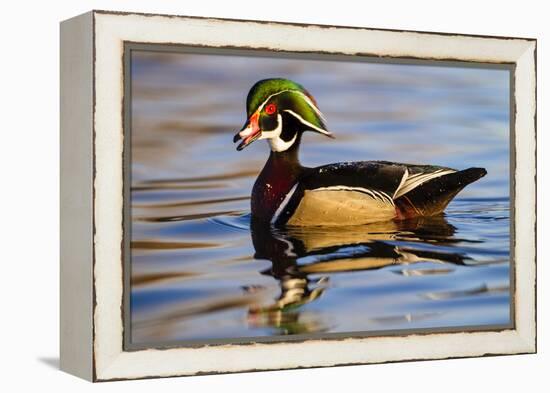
<box><xmin>250</xmin><ymin>155</ymin><xmax>303</xmax><ymax>223</ymax></box>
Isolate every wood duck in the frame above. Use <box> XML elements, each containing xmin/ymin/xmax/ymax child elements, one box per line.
<box><xmin>233</xmin><ymin>78</ymin><xmax>487</xmax><ymax>227</ymax></box>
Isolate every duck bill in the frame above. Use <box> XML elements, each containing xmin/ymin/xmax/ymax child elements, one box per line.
<box><xmin>234</xmin><ymin>112</ymin><xmax>261</xmax><ymax>151</ymax></box>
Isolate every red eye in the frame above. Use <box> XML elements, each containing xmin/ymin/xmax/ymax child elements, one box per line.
<box><xmin>265</xmin><ymin>103</ymin><xmax>277</xmax><ymax>115</ymax></box>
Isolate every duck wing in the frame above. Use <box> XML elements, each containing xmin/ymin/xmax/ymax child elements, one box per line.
<box><xmin>339</xmin><ymin>161</ymin><xmax>486</xmax><ymax>218</ymax></box>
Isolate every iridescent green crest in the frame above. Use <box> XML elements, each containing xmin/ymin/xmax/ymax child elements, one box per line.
<box><xmin>245</xmin><ymin>78</ymin><xmax>327</xmax><ymax>132</ymax></box>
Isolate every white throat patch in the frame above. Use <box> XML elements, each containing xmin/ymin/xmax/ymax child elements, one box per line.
<box><xmin>259</xmin><ymin>114</ymin><xmax>297</xmax><ymax>152</ymax></box>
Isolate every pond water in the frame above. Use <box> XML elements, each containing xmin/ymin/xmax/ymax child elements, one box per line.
<box><xmin>129</xmin><ymin>50</ymin><xmax>511</xmax><ymax>346</ymax></box>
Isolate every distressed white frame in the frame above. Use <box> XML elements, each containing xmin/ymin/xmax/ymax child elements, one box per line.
<box><xmin>60</xmin><ymin>10</ymin><xmax>536</xmax><ymax>381</ymax></box>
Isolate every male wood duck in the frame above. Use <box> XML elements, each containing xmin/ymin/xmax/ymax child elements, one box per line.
<box><xmin>233</xmin><ymin>78</ymin><xmax>487</xmax><ymax>227</ymax></box>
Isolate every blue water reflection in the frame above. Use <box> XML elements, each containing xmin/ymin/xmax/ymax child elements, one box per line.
<box><xmin>129</xmin><ymin>50</ymin><xmax>510</xmax><ymax>345</ymax></box>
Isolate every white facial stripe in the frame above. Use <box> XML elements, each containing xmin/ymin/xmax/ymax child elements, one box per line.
<box><xmin>271</xmin><ymin>183</ymin><xmax>299</xmax><ymax>225</ymax></box>
<box><xmin>257</xmin><ymin>114</ymin><xmax>297</xmax><ymax>152</ymax></box>
<box><xmin>256</xmin><ymin>90</ymin><xmax>291</xmax><ymax>113</ymax></box>
<box><xmin>283</xmin><ymin>109</ymin><xmax>331</xmax><ymax>135</ymax></box>
<box><xmin>255</xmin><ymin>90</ymin><xmax>324</xmax><ymax>120</ymax></box>
<box><xmin>269</xmin><ymin>133</ymin><xmax>297</xmax><ymax>152</ymax></box>
<box><xmin>258</xmin><ymin>114</ymin><xmax>282</xmax><ymax>139</ymax></box>
<box><xmin>251</xmin><ymin>89</ymin><xmax>329</xmax><ymax>151</ymax></box>
<box><xmin>299</xmin><ymin>93</ymin><xmax>326</xmax><ymax>122</ymax></box>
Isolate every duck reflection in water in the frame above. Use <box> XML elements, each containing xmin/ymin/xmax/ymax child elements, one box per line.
<box><xmin>245</xmin><ymin>216</ymin><xmax>469</xmax><ymax>335</ymax></box>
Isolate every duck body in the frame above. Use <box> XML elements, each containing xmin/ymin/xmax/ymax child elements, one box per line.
<box><xmin>234</xmin><ymin>78</ymin><xmax>487</xmax><ymax>227</ymax></box>
<box><xmin>251</xmin><ymin>146</ymin><xmax>486</xmax><ymax>227</ymax></box>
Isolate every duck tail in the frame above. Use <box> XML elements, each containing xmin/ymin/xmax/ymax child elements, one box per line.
<box><xmin>395</xmin><ymin>167</ymin><xmax>487</xmax><ymax>219</ymax></box>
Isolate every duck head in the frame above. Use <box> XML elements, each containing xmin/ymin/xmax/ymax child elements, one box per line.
<box><xmin>233</xmin><ymin>78</ymin><xmax>334</xmax><ymax>152</ymax></box>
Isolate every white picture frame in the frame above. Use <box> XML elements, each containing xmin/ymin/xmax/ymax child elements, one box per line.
<box><xmin>60</xmin><ymin>10</ymin><xmax>536</xmax><ymax>381</ymax></box>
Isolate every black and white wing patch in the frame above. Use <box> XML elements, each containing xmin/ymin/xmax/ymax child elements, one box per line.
<box><xmin>393</xmin><ymin>165</ymin><xmax>486</xmax><ymax>216</ymax></box>
<box><xmin>393</xmin><ymin>167</ymin><xmax>457</xmax><ymax>199</ymax></box>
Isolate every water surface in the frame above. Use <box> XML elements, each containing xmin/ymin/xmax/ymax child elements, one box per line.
<box><xmin>129</xmin><ymin>51</ymin><xmax>511</xmax><ymax>346</ymax></box>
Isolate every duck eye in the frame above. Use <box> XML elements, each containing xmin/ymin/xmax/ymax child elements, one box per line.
<box><xmin>265</xmin><ymin>103</ymin><xmax>277</xmax><ymax>115</ymax></box>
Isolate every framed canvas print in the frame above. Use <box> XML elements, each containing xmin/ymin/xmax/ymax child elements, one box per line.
<box><xmin>60</xmin><ymin>10</ymin><xmax>537</xmax><ymax>381</ymax></box>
